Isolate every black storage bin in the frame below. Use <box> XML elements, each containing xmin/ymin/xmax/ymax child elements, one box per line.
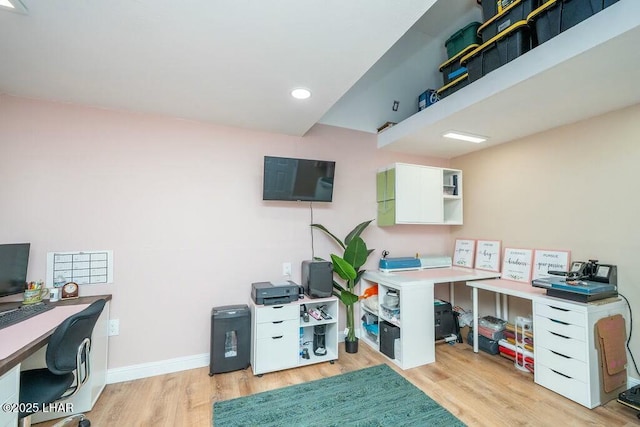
<box><xmin>438</xmin><ymin>44</ymin><xmax>478</xmax><ymax>86</ymax></box>
<box><xmin>482</xmin><ymin>0</ymin><xmax>522</xmax><ymax>22</ymax></box>
<box><xmin>467</xmin><ymin>329</ymin><xmax>500</xmax><ymax>355</ymax></box>
<box><xmin>462</xmin><ymin>21</ymin><xmax>532</xmax><ymax>83</ymax></box>
<box><xmin>436</xmin><ymin>73</ymin><xmax>470</xmax><ymax>99</ymax></box>
<box><xmin>527</xmin><ymin>0</ymin><xmax>619</xmax><ymax>46</ymax></box>
<box><xmin>209</xmin><ymin>304</ymin><xmax>251</xmax><ymax>375</ymax></box>
<box><xmin>478</xmin><ymin>0</ymin><xmax>538</xmax><ymax>43</ymax></box>
<box><xmin>379</xmin><ymin>320</ymin><xmax>400</xmax><ymax>360</ymax></box>
<box><xmin>434</xmin><ymin>300</ymin><xmax>456</xmax><ymax>340</ymax></box>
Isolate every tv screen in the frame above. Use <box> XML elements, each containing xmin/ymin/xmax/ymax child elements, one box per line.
<box><xmin>0</xmin><ymin>243</ymin><xmax>30</xmax><ymax>298</ymax></box>
<box><xmin>263</xmin><ymin>156</ymin><xmax>335</xmax><ymax>202</ymax></box>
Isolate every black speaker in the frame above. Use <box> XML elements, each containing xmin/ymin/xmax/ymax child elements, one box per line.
<box><xmin>301</xmin><ymin>260</ymin><xmax>333</xmax><ymax>298</ymax></box>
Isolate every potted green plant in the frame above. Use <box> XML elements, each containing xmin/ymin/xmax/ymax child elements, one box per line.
<box><xmin>310</xmin><ymin>220</ymin><xmax>374</xmax><ymax>353</ymax></box>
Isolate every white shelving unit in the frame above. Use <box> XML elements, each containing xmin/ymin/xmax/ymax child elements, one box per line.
<box><xmin>360</xmin><ymin>272</ymin><xmax>433</xmax><ymax>370</ymax></box>
<box><xmin>377</xmin><ymin>1</ymin><xmax>640</xmax><ymax>159</ymax></box>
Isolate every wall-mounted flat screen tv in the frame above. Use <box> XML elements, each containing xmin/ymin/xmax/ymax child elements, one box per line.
<box><xmin>263</xmin><ymin>156</ymin><xmax>335</xmax><ymax>202</ymax></box>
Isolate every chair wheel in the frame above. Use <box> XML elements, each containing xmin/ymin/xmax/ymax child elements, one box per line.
<box><xmin>79</xmin><ymin>419</ymin><xmax>91</xmax><ymax>427</ymax></box>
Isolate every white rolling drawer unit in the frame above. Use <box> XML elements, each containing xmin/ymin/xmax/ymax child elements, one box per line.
<box><xmin>249</xmin><ymin>297</ymin><xmax>338</xmax><ymax>375</ymax></box>
<box><xmin>533</xmin><ymin>297</ymin><xmax>626</xmax><ymax>408</ymax></box>
<box><xmin>250</xmin><ymin>303</ymin><xmax>299</xmax><ymax>375</ymax></box>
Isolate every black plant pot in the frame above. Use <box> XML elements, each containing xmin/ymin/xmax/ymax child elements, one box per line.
<box><xmin>345</xmin><ymin>338</ymin><xmax>359</xmax><ymax>354</ymax></box>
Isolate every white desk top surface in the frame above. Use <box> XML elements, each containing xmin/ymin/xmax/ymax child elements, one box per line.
<box><xmin>363</xmin><ymin>267</ymin><xmax>500</xmax><ymax>287</ymax></box>
<box><xmin>467</xmin><ymin>278</ymin><xmax>547</xmax><ymax>300</ymax></box>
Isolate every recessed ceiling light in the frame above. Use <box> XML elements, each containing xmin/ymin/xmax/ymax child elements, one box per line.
<box><xmin>291</xmin><ymin>88</ymin><xmax>311</xmax><ymax>100</ymax></box>
<box><xmin>0</xmin><ymin>0</ymin><xmax>28</xmax><ymax>14</ymax></box>
<box><xmin>442</xmin><ymin>131</ymin><xmax>487</xmax><ymax>143</ymax></box>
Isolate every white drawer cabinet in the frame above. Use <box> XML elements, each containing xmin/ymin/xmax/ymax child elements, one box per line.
<box><xmin>0</xmin><ymin>364</ymin><xmax>19</xmax><ymax>427</ymax></box>
<box><xmin>533</xmin><ymin>297</ymin><xmax>626</xmax><ymax>408</ymax></box>
<box><xmin>250</xmin><ymin>297</ymin><xmax>338</xmax><ymax>375</ymax></box>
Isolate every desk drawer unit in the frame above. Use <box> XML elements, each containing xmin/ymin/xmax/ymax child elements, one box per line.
<box><xmin>0</xmin><ymin>364</ymin><xmax>19</xmax><ymax>427</ymax></box>
<box><xmin>533</xmin><ymin>297</ymin><xmax>626</xmax><ymax>408</ymax></box>
<box><xmin>255</xmin><ymin>304</ymin><xmax>299</xmax><ymax>323</ymax></box>
<box><xmin>252</xmin><ymin>303</ymin><xmax>299</xmax><ymax>375</ymax></box>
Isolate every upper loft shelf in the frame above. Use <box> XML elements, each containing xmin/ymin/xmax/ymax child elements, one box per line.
<box><xmin>377</xmin><ymin>0</ymin><xmax>640</xmax><ymax>159</ymax></box>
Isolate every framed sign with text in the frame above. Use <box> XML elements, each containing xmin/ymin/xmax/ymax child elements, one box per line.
<box><xmin>453</xmin><ymin>239</ymin><xmax>476</xmax><ymax>268</ymax></box>
<box><xmin>474</xmin><ymin>240</ymin><xmax>501</xmax><ymax>272</ymax></box>
<box><xmin>532</xmin><ymin>249</ymin><xmax>571</xmax><ymax>280</ymax></box>
<box><xmin>502</xmin><ymin>248</ymin><xmax>533</xmax><ymax>283</ymax></box>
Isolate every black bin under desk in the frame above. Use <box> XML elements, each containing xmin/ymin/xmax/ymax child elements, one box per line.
<box><xmin>209</xmin><ymin>304</ymin><xmax>251</xmax><ymax>375</ymax></box>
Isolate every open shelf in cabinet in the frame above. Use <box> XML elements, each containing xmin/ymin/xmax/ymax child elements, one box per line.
<box><xmin>298</xmin><ymin>298</ymin><xmax>338</xmax><ymax>366</ymax></box>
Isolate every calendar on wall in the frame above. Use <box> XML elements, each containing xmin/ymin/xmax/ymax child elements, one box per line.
<box><xmin>46</xmin><ymin>250</ymin><xmax>114</xmax><ymax>286</ymax></box>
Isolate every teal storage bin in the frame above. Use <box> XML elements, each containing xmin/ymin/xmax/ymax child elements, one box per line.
<box><xmin>445</xmin><ymin>22</ymin><xmax>482</xmax><ymax>59</ymax></box>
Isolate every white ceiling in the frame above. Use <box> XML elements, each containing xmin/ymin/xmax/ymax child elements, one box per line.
<box><xmin>0</xmin><ymin>0</ymin><xmax>452</xmax><ymax>136</ymax></box>
<box><xmin>5</xmin><ymin>1</ymin><xmax>634</xmax><ymax>159</ymax></box>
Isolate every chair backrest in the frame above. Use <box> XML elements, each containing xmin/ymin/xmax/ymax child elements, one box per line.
<box><xmin>46</xmin><ymin>299</ymin><xmax>106</xmax><ymax>375</ymax></box>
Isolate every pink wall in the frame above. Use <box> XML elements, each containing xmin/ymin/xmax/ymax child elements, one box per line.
<box><xmin>0</xmin><ymin>95</ymin><xmax>453</xmax><ymax>369</ymax></box>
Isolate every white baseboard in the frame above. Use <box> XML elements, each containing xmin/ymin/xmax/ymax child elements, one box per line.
<box><xmin>106</xmin><ymin>353</ymin><xmax>209</xmax><ymax>384</ymax></box>
<box><xmin>628</xmin><ymin>376</ymin><xmax>640</xmax><ymax>389</ymax></box>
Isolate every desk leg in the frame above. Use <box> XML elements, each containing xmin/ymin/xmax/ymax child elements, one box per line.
<box><xmin>495</xmin><ymin>293</ymin><xmax>501</xmax><ymax>318</ymax></box>
<box><xmin>472</xmin><ymin>287</ymin><xmax>479</xmax><ymax>353</ymax></box>
<box><xmin>503</xmin><ymin>294</ymin><xmax>509</xmax><ymax>320</ymax></box>
<box><xmin>449</xmin><ymin>282</ymin><xmax>455</xmax><ymax>306</ymax></box>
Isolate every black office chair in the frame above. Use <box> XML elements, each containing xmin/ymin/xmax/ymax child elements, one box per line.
<box><xmin>18</xmin><ymin>299</ymin><xmax>106</xmax><ymax>427</ymax></box>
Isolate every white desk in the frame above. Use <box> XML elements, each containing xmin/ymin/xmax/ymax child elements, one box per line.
<box><xmin>361</xmin><ymin>267</ymin><xmax>500</xmax><ymax>369</ymax></box>
<box><xmin>0</xmin><ymin>296</ymin><xmax>110</xmax><ymax>425</ymax></box>
<box><xmin>465</xmin><ymin>279</ymin><xmax>546</xmax><ymax>353</ymax></box>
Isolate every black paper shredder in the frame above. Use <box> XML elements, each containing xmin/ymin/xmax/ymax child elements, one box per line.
<box><xmin>209</xmin><ymin>304</ymin><xmax>250</xmax><ymax>375</ymax></box>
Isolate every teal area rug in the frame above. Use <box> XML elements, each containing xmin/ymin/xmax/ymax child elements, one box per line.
<box><xmin>213</xmin><ymin>364</ymin><xmax>465</xmax><ymax>426</ymax></box>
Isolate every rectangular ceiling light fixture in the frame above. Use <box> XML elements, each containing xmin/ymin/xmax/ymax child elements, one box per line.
<box><xmin>442</xmin><ymin>131</ymin><xmax>487</xmax><ymax>143</ymax></box>
<box><xmin>0</xmin><ymin>0</ymin><xmax>28</xmax><ymax>14</ymax></box>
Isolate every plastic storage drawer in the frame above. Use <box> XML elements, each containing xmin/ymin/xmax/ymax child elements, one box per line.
<box><xmin>438</xmin><ymin>44</ymin><xmax>478</xmax><ymax>86</ymax></box>
<box><xmin>461</xmin><ymin>21</ymin><xmax>532</xmax><ymax>83</ymax></box>
<box><xmin>445</xmin><ymin>22</ymin><xmax>482</xmax><ymax>59</ymax></box>
<box><xmin>436</xmin><ymin>73</ymin><xmax>470</xmax><ymax>99</ymax></box>
<box><xmin>478</xmin><ymin>0</ymin><xmax>538</xmax><ymax>43</ymax></box>
<box><xmin>527</xmin><ymin>0</ymin><xmax>619</xmax><ymax>46</ymax></box>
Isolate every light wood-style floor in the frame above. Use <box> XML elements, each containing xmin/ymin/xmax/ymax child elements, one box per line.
<box><xmin>36</xmin><ymin>342</ymin><xmax>639</xmax><ymax>426</ymax></box>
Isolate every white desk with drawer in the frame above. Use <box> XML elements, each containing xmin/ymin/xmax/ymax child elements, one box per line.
<box><xmin>467</xmin><ymin>279</ymin><xmax>626</xmax><ymax>408</ymax></box>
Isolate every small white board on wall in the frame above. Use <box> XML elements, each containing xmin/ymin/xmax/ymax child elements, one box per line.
<box><xmin>46</xmin><ymin>250</ymin><xmax>114</xmax><ymax>286</ymax></box>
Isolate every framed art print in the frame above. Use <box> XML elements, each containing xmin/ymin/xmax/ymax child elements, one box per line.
<box><xmin>453</xmin><ymin>239</ymin><xmax>476</xmax><ymax>268</ymax></box>
<box><xmin>474</xmin><ymin>240</ymin><xmax>501</xmax><ymax>272</ymax></box>
<box><xmin>502</xmin><ymin>248</ymin><xmax>533</xmax><ymax>283</ymax></box>
<box><xmin>532</xmin><ymin>249</ymin><xmax>571</xmax><ymax>280</ymax></box>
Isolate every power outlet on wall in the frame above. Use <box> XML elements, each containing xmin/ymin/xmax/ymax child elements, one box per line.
<box><xmin>109</xmin><ymin>319</ymin><xmax>120</xmax><ymax>336</ymax></box>
<box><xmin>282</xmin><ymin>262</ymin><xmax>292</xmax><ymax>277</ymax></box>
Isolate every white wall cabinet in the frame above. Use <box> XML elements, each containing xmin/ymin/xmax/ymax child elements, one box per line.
<box><xmin>533</xmin><ymin>297</ymin><xmax>627</xmax><ymax>408</ymax></box>
<box><xmin>377</xmin><ymin>163</ymin><xmax>462</xmax><ymax>226</ymax></box>
<box><xmin>250</xmin><ymin>296</ymin><xmax>338</xmax><ymax>376</ymax></box>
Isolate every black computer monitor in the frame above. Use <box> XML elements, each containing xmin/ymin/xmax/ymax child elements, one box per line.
<box><xmin>0</xmin><ymin>243</ymin><xmax>30</xmax><ymax>298</ymax></box>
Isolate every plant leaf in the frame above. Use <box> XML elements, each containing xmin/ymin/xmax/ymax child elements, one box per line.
<box><xmin>310</xmin><ymin>223</ymin><xmax>345</xmax><ymax>250</ymax></box>
<box><xmin>344</xmin><ymin>219</ymin><xmax>373</xmax><ymax>247</ymax></box>
<box><xmin>344</xmin><ymin>237</ymin><xmax>369</xmax><ymax>270</ymax></box>
<box><xmin>337</xmin><ymin>289</ymin><xmax>359</xmax><ymax>306</ymax></box>
<box><xmin>330</xmin><ymin>254</ymin><xmax>356</xmax><ymax>281</ymax></box>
